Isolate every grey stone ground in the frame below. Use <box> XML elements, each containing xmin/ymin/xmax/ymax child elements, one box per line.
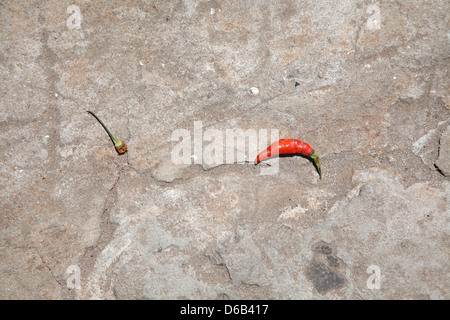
<box><xmin>0</xmin><ymin>0</ymin><xmax>449</xmax><ymax>299</ymax></box>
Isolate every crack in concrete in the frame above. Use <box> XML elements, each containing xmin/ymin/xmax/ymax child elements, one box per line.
<box><xmin>36</xmin><ymin>252</ymin><xmax>65</xmax><ymax>292</ymax></box>
<box><xmin>76</xmin><ymin>162</ymin><xmax>129</xmax><ymax>299</ymax></box>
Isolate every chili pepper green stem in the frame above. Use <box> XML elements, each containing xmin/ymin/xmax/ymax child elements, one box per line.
<box><xmin>309</xmin><ymin>149</ymin><xmax>322</xmax><ymax>179</ymax></box>
<box><xmin>87</xmin><ymin>110</ymin><xmax>127</xmax><ymax>154</ymax></box>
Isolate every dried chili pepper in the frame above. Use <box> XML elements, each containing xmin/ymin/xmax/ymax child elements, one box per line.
<box><xmin>87</xmin><ymin>110</ymin><xmax>127</xmax><ymax>154</ymax></box>
<box><xmin>255</xmin><ymin>139</ymin><xmax>322</xmax><ymax>178</ymax></box>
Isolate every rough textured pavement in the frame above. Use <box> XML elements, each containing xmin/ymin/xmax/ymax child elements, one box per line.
<box><xmin>1</xmin><ymin>0</ymin><xmax>449</xmax><ymax>299</ymax></box>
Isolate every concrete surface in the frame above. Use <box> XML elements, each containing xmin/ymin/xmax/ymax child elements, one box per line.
<box><xmin>0</xmin><ymin>0</ymin><xmax>449</xmax><ymax>299</ymax></box>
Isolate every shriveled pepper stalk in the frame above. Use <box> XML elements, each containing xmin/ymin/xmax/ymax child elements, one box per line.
<box><xmin>87</xmin><ymin>110</ymin><xmax>127</xmax><ymax>154</ymax></box>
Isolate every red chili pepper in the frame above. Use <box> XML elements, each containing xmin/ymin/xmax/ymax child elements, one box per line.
<box><xmin>255</xmin><ymin>139</ymin><xmax>322</xmax><ymax>178</ymax></box>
